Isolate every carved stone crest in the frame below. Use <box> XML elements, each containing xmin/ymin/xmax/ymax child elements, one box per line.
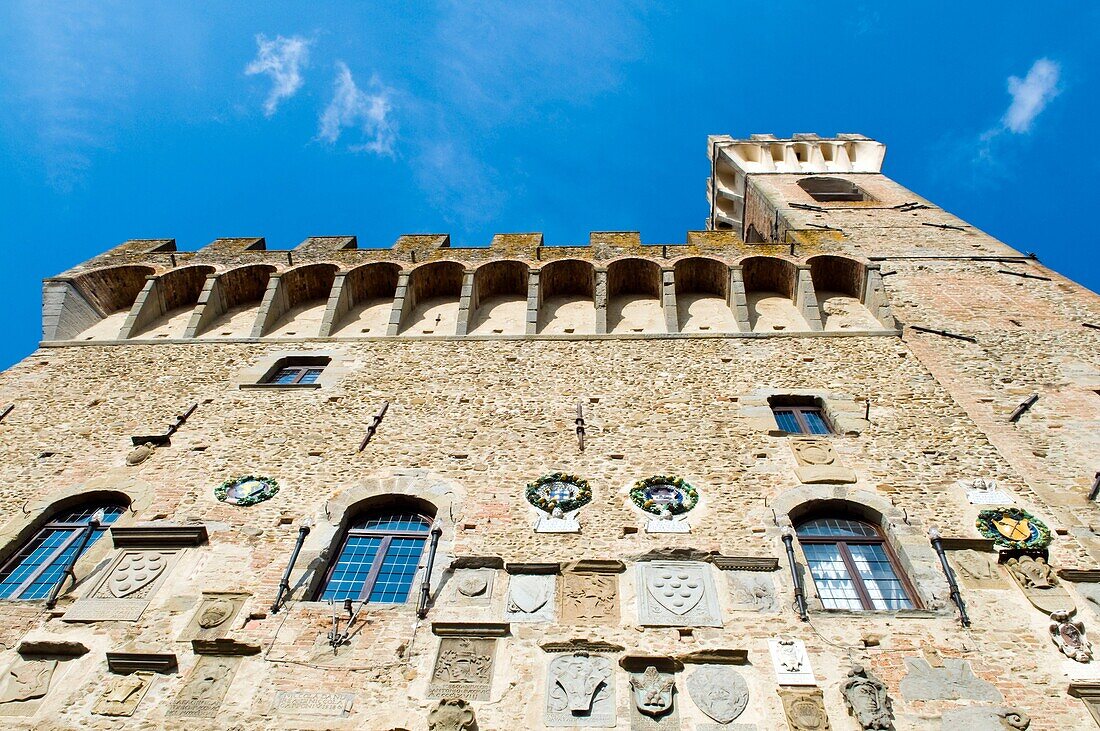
<box><xmin>898</xmin><ymin>657</ymin><xmax>1002</xmax><ymax>702</ymax></box>
<box><xmin>428</xmin><ymin>698</ymin><xmax>476</xmax><ymax>731</ymax></box>
<box><xmin>780</xmin><ymin>688</ymin><xmax>831</xmax><ymax>731</ymax></box>
<box><xmin>959</xmin><ymin>477</ymin><xmax>1013</xmax><ymax>505</ymax></box>
<box><xmin>636</xmin><ymin>561</ymin><xmax>722</xmax><ymax>627</ymax></box>
<box><xmin>0</xmin><ymin>658</ymin><xmax>56</xmax><ymax>705</ymax></box>
<box><xmin>769</xmin><ymin>638</ymin><xmax>815</xmax><ymax>685</ymax></box>
<box><xmin>545</xmin><ymin>652</ymin><xmax>614</xmax><ymax>726</ymax></box>
<box><xmin>630</xmin><ymin>666</ymin><xmax>675</xmax><ymax>717</ymax></box>
<box><xmin>842</xmin><ymin>665</ymin><xmax>893</xmax><ymax>730</ymax></box>
<box><xmin>93</xmin><ymin>672</ymin><xmax>153</xmax><ymax>717</ymax></box>
<box><xmin>126</xmin><ymin>442</ymin><xmax>155</xmax><ymax>466</ymax></box>
<box><xmin>109</xmin><ymin>551</ymin><xmax>167</xmax><ymax>597</ymax></box>
<box><xmin>505</xmin><ymin>573</ymin><xmax>555</xmax><ymax>622</ymax></box>
<box><xmin>1050</xmin><ymin>609</ymin><xmax>1093</xmax><ymax>662</ymax></box>
<box><xmin>789</xmin><ymin>438</ymin><xmax>856</xmax><ymax>484</ymax></box>
<box><xmin>428</xmin><ymin>637</ymin><xmax>496</xmax><ymax>700</ymax></box>
<box><xmin>950</xmin><ymin>550</ymin><xmax>1005</xmax><ymax>589</ymax></box>
<box><xmin>729</xmin><ymin>570</ymin><xmax>778</xmax><ymax>612</ymax></box>
<box><xmin>686</xmin><ymin>665</ymin><xmax>748</xmax><ymax>724</ymax></box>
<box><xmin>562</xmin><ymin>572</ymin><xmax>618</xmax><ymax>624</ymax></box>
<box><xmin>1005</xmin><ymin>555</ymin><xmax>1076</xmax><ymax>615</ymax></box>
<box><xmin>65</xmin><ymin>548</ymin><xmax>181</xmax><ymax>622</ymax></box>
<box><xmin>182</xmin><ymin>592</ymin><xmax>248</xmax><ymax>641</ymax></box>
<box><xmin>166</xmin><ymin>656</ymin><xmax>239</xmax><ymax>717</ymax></box>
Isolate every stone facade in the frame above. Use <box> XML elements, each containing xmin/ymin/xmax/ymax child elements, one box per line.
<box><xmin>0</xmin><ymin>132</ymin><xmax>1094</xmax><ymax>728</ymax></box>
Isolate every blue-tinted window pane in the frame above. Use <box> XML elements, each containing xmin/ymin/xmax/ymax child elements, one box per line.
<box><xmin>299</xmin><ymin>368</ymin><xmax>324</xmax><ymax>384</ymax></box>
<box><xmin>802</xmin><ymin>410</ymin><xmax>831</xmax><ymax>435</ymax></box>
<box><xmin>367</xmin><ymin>537</ymin><xmax>426</xmax><ymax>603</ymax></box>
<box><xmin>797</xmin><ymin>519</ymin><xmax>878</xmax><ymax>538</ymax></box>
<box><xmin>0</xmin><ymin>524</ymin><xmax>111</xmax><ymax>600</ymax></box>
<box><xmin>270</xmin><ymin>368</ymin><xmax>300</xmax><ymax>385</ymax></box>
<box><xmin>848</xmin><ymin>544</ymin><xmax>913</xmax><ymax>610</ymax></box>
<box><xmin>352</xmin><ymin>513</ymin><xmax>431</xmax><ymax>533</ymax></box>
<box><xmin>54</xmin><ymin>505</ymin><xmax>125</xmax><ymax>525</ymax></box>
<box><xmin>773</xmin><ymin>410</ymin><xmax>800</xmax><ymax>433</ymax></box>
<box><xmin>802</xmin><ymin>543</ymin><xmax>864</xmax><ymax>611</ymax></box>
<box><xmin>320</xmin><ymin>536</ymin><xmax>382</xmax><ymax>602</ymax></box>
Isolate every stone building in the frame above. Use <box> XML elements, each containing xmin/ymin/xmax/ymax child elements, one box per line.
<box><xmin>0</xmin><ymin>132</ymin><xmax>1097</xmax><ymax>729</ymax></box>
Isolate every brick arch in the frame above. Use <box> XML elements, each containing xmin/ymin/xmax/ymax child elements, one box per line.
<box><xmin>807</xmin><ymin>255</ymin><xmax>865</xmax><ymax>300</ymax></box>
<box><xmin>279</xmin><ymin>263</ymin><xmax>339</xmax><ymax>309</ymax></box>
<box><xmin>71</xmin><ymin>265</ymin><xmax>157</xmax><ymax>315</ymax></box>
<box><xmin>673</xmin><ymin>257</ymin><xmax>729</xmax><ymax>299</ymax></box>
<box><xmin>607</xmin><ymin>257</ymin><xmax>661</xmax><ymax>298</ymax></box>
<box><xmin>739</xmin><ymin>256</ymin><xmax>798</xmax><ymax>299</ymax></box>
<box><xmin>538</xmin><ymin>258</ymin><xmax>595</xmax><ymax>299</ymax></box>
<box><xmin>407</xmin><ymin>260</ymin><xmax>466</xmax><ymax>308</ymax></box>
<box><xmin>215</xmin><ymin>264</ymin><xmax>278</xmax><ymax>309</ymax></box>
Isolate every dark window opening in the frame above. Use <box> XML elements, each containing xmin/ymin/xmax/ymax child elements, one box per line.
<box><xmin>746</xmin><ymin>223</ymin><xmax>767</xmax><ymax>243</ymax></box>
<box><xmin>315</xmin><ymin>510</ymin><xmax>432</xmax><ymax>604</ymax></box>
<box><xmin>769</xmin><ymin>396</ymin><xmax>833</xmax><ymax>435</ymax></box>
<box><xmin>797</xmin><ymin>177</ymin><xmax>870</xmax><ymax>203</ymax></box>
<box><xmin>796</xmin><ymin>517</ymin><xmax>916</xmax><ymax>611</ymax></box>
<box><xmin>260</xmin><ymin>356</ymin><xmax>331</xmax><ymax>385</ymax></box>
<box><xmin>0</xmin><ymin>503</ymin><xmax>127</xmax><ymax>600</ymax></box>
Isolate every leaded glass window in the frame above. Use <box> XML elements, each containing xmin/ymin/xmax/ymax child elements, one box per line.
<box><xmin>796</xmin><ymin>517</ymin><xmax>915</xmax><ymax>611</ymax></box>
<box><xmin>0</xmin><ymin>503</ymin><xmax>126</xmax><ymax>600</ymax></box>
<box><xmin>316</xmin><ymin>511</ymin><xmax>432</xmax><ymax>604</ymax></box>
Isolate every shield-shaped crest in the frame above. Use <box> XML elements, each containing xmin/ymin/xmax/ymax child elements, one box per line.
<box><xmin>686</xmin><ymin>666</ymin><xmax>748</xmax><ymax>723</ymax></box>
<box><xmin>993</xmin><ymin>516</ymin><xmax>1033</xmax><ymax>542</ymax></box>
<box><xmin>508</xmin><ymin>574</ymin><xmax>550</xmax><ymax>614</ymax></box>
<box><xmin>788</xmin><ymin>696</ymin><xmax>828</xmax><ymax>729</ymax></box>
<box><xmin>630</xmin><ymin>666</ymin><xmax>674</xmax><ymax>717</ymax></box>
<box><xmin>646</xmin><ymin>564</ymin><xmax>704</xmax><ymax>615</ymax></box>
<box><xmin>109</xmin><ymin>552</ymin><xmax>167</xmax><ymax>598</ymax></box>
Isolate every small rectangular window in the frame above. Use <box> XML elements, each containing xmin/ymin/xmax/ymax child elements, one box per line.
<box><xmin>769</xmin><ymin>397</ymin><xmax>834</xmax><ymax>435</ymax></box>
<box><xmin>258</xmin><ymin>356</ymin><xmax>331</xmax><ymax>386</ymax></box>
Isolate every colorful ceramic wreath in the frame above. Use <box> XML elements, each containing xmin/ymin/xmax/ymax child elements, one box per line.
<box><xmin>215</xmin><ymin>475</ymin><xmax>279</xmax><ymax>507</ymax></box>
<box><xmin>975</xmin><ymin>507</ymin><xmax>1052</xmax><ymax>550</ymax></box>
<box><xmin>630</xmin><ymin>475</ymin><xmax>699</xmax><ymax>516</ymax></box>
<box><xmin>525</xmin><ymin>473</ymin><xmax>592</xmax><ymax>514</ymax></box>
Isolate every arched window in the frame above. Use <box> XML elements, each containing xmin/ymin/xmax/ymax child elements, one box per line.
<box><xmin>316</xmin><ymin>511</ymin><xmax>432</xmax><ymax>604</ymax></box>
<box><xmin>0</xmin><ymin>502</ymin><xmax>127</xmax><ymax>600</ymax></box>
<box><xmin>796</xmin><ymin>517</ymin><xmax>915</xmax><ymax>611</ymax></box>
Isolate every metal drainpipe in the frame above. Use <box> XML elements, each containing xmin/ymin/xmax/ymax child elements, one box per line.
<box><xmin>781</xmin><ymin>525</ymin><xmax>809</xmax><ymax>621</ymax></box>
<box><xmin>416</xmin><ymin>521</ymin><xmax>444</xmax><ymax>619</ymax></box>
<box><xmin>271</xmin><ymin>521</ymin><xmax>313</xmax><ymax>614</ymax></box>
<box><xmin>928</xmin><ymin>527</ymin><xmax>970</xmax><ymax>628</ymax></box>
<box><xmin>45</xmin><ymin>511</ymin><xmax>103</xmax><ymax>609</ymax></box>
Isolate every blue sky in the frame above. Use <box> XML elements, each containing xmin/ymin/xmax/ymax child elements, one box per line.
<box><xmin>0</xmin><ymin>2</ymin><xmax>1096</xmax><ymax>368</ymax></box>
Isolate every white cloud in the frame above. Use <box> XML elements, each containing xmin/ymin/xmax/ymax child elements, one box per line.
<box><xmin>245</xmin><ymin>34</ymin><xmax>310</xmax><ymax>116</ymax></box>
<box><xmin>317</xmin><ymin>62</ymin><xmax>396</xmax><ymax>156</ymax></box>
<box><xmin>1002</xmin><ymin>58</ymin><xmax>1061</xmax><ymax>133</ymax></box>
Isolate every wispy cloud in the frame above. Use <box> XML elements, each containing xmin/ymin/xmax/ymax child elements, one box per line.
<box><xmin>317</xmin><ymin>62</ymin><xmax>396</xmax><ymax>156</ymax></box>
<box><xmin>1002</xmin><ymin>58</ymin><xmax>1061</xmax><ymax>133</ymax></box>
<box><xmin>245</xmin><ymin>34</ymin><xmax>310</xmax><ymax>116</ymax></box>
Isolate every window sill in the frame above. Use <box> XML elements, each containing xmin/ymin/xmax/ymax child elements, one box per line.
<box><xmin>810</xmin><ymin>608</ymin><xmax>937</xmax><ymax>619</ymax></box>
<box><xmin>238</xmin><ymin>383</ymin><xmax>323</xmax><ymax>390</ymax></box>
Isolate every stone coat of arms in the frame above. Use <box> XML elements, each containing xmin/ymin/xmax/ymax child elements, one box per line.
<box><xmin>630</xmin><ymin>666</ymin><xmax>674</xmax><ymax>717</ymax></box>
<box><xmin>686</xmin><ymin>665</ymin><xmax>748</xmax><ymax>723</ymax></box>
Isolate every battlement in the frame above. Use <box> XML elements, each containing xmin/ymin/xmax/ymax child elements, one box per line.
<box><xmin>41</xmin><ymin>232</ymin><xmax>897</xmax><ymax>344</ymax></box>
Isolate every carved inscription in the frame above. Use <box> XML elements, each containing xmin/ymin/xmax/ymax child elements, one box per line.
<box><xmin>428</xmin><ymin>637</ymin><xmax>495</xmax><ymax>701</ymax></box>
<box><xmin>545</xmin><ymin>652</ymin><xmax>615</xmax><ymax>727</ymax></box>
<box><xmin>273</xmin><ymin>691</ymin><xmax>355</xmax><ymax>716</ymax></box>
<box><xmin>166</xmin><ymin>656</ymin><xmax>238</xmax><ymax>717</ymax></box>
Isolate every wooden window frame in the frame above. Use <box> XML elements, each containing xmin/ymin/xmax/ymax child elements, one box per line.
<box><xmin>772</xmin><ymin>404</ymin><xmax>834</xmax><ymax>435</ymax></box>
<box><xmin>266</xmin><ymin>365</ymin><xmax>324</xmax><ymax>385</ymax></box>
<box><xmin>315</xmin><ymin>515</ymin><xmax>431</xmax><ymax>604</ymax></box>
<box><xmin>797</xmin><ymin>521</ymin><xmax>920</xmax><ymax>611</ymax></box>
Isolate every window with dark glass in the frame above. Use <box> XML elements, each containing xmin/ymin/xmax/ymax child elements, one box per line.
<box><xmin>315</xmin><ymin>511</ymin><xmax>431</xmax><ymax>604</ymax></box>
<box><xmin>0</xmin><ymin>503</ymin><xmax>126</xmax><ymax>600</ymax></box>
<box><xmin>797</xmin><ymin>177</ymin><xmax>870</xmax><ymax>202</ymax></box>
<box><xmin>796</xmin><ymin>517</ymin><xmax>915</xmax><ymax>611</ymax></box>
<box><xmin>770</xmin><ymin>397</ymin><xmax>833</xmax><ymax>435</ymax></box>
<box><xmin>261</xmin><ymin>356</ymin><xmax>330</xmax><ymax>385</ymax></box>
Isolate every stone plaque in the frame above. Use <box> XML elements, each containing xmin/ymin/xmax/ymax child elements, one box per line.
<box><xmin>646</xmin><ymin>518</ymin><xmax>690</xmax><ymax>534</ymax></box>
<box><xmin>561</xmin><ymin>572</ymin><xmax>618</xmax><ymax>624</ymax></box>
<box><xmin>950</xmin><ymin>550</ymin><xmax>1006</xmax><ymax>589</ymax></box>
<box><xmin>65</xmin><ymin>549</ymin><xmax>181</xmax><ymax>622</ymax></box>
<box><xmin>1005</xmin><ymin>554</ymin><xmax>1076</xmax><ymax>615</ymax></box>
<box><xmin>687</xmin><ymin>665</ymin><xmax>749</xmax><ymax>724</ymax></box>
<box><xmin>545</xmin><ymin>652</ymin><xmax>615</xmax><ymax>727</ymax></box>
<box><xmin>0</xmin><ymin>658</ymin><xmax>57</xmax><ymax>716</ymax></box>
<box><xmin>789</xmin><ymin>438</ymin><xmax>856</xmax><ymax>484</ymax></box>
<box><xmin>182</xmin><ymin>592</ymin><xmax>248</xmax><ymax>640</ymax></box>
<box><xmin>428</xmin><ymin>637</ymin><xmax>496</xmax><ymax>701</ymax></box>
<box><xmin>273</xmin><ymin>691</ymin><xmax>355</xmax><ymax>716</ymax></box>
<box><xmin>769</xmin><ymin>638</ymin><xmax>815</xmax><ymax>686</ymax></box>
<box><xmin>699</xmin><ymin>725</ymin><xmax>757</xmax><ymax>731</ymax></box>
<box><xmin>960</xmin><ymin>478</ymin><xmax>1013</xmax><ymax>505</ymax></box>
<box><xmin>728</xmin><ymin>570</ymin><xmax>778</xmax><ymax>612</ymax></box>
<box><xmin>166</xmin><ymin>655</ymin><xmax>239</xmax><ymax>718</ymax></box>
<box><xmin>536</xmin><ymin>513</ymin><xmax>581</xmax><ymax>533</ymax></box>
<box><xmin>452</xmin><ymin>569</ymin><xmax>495</xmax><ymax>606</ymax></box>
<box><xmin>780</xmin><ymin>687</ymin><xmax>831</xmax><ymax>730</ymax></box>
<box><xmin>898</xmin><ymin>657</ymin><xmax>1002</xmax><ymax>702</ymax></box>
<box><xmin>505</xmin><ymin>573</ymin><xmax>556</xmax><ymax>623</ymax></box>
<box><xmin>629</xmin><ymin>666</ymin><xmax>678</xmax><ymax>731</ymax></box>
<box><xmin>93</xmin><ymin>672</ymin><xmax>154</xmax><ymax>717</ymax></box>
<box><xmin>636</xmin><ymin>561</ymin><xmax>722</xmax><ymax>628</ymax></box>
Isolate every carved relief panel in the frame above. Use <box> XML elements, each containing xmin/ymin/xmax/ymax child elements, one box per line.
<box><xmin>949</xmin><ymin>550</ymin><xmax>1006</xmax><ymax>590</ymax></box>
<box><xmin>686</xmin><ymin>665</ymin><xmax>749</xmax><ymax>725</ymax></box>
<box><xmin>561</xmin><ymin>571</ymin><xmax>619</xmax><ymax>624</ymax></box>
<box><xmin>636</xmin><ymin>561</ymin><xmax>722</xmax><ymax>628</ymax></box>
<box><xmin>769</xmin><ymin>638</ymin><xmax>816</xmax><ymax>686</ymax></box>
<box><xmin>182</xmin><ymin>592</ymin><xmax>249</xmax><ymax>641</ymax></box>
<box><xmin>452</xmin><ymin>569</ymin><xmax>495</xmax><ymax>607</ymax></box>
<box><xmin>166</xmin><ymin>656</ymin><xmax>240</xmax><ymax>718</ymax></box>
<box><xmin>842</xmin><ymin>665</ymin><xmax>893</xmax><ymax>730</ymax></box>
<box><xmin>505</xmin><ymin>573</ymin><xmax>556</xmax><ymax>623</ymax></box>
<box><xmin>780</xmin><ymin>688</ymin><xmax>831</xmax><ymax>731</ymax></box>
<box><xmin>1004</xmin><ymin>554</ymin><xmax>1076</xmax><ymax>615</ymax></box>
<box><xmin>728</xmin><ymin>570</ymin><xmax>778</xmax><ymax>612</ymax></box>
<box><xmin>789</xmin><ymin>438</ymin><xmax>855</xmax><ymax>484</ymax></box>
<box><xmin>65</xmin><ymin>549</ymin><xmax>182</xmax><ymax>622</ymax></box>
<box><xmin>0</xmin><ymin>658</ymin><xmax>57</xmax><ymax>716</ymax></box>
<box><xmin>545</xmin><ymin>652</ymin><xmax>615</xmax><ymax>727</ymax></box>
<box><xmin>93</xmin><ymin>672</ymin><xmax>154</xmax><ymax>717</ymax></box>
<box><xmin>428</xmin><ymin>637</ymin><xmax>496</xmax><ymax>701</ymax></box>
<box><xmin>629</xmin><ymin>666</ymin><xmax>678</xmax><ymax>730</ymax></box>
